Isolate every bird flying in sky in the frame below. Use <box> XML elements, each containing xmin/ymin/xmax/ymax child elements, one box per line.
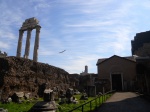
<box><xmin>59</xmin><ymin>50</ymin><xmax>66</xmax><ymax>53</ymax></box>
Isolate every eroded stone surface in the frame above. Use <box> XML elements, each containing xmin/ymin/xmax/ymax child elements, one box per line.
<box><xmin>31</xmin><ymin>101</ymin><xmax>57</xmax><ymax>112</ymax></box>
<box><xmin>0</xmin><ymin>56</ymin><xmax>70</xmax><ymax>99</ymax></box>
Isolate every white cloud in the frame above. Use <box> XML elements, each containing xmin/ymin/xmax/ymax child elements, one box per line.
<box><xmin>61</xmin><ymin>54</ymin><xmax>100</xmax><ymax>73</ymax></box>
<box><xmin>0</xmin><ymin>0</ymin><xmax>25</xmax><ymax>52</ymax></box>
<box><xmin>0</xmin><ymin>41</ymin><xmax>10</xmax><ymax>49</ymax></box>
<box><xmin>34</xmin><ymin>2</ymin><xmax>51</xmax><ymax>10</ymax></box>
<box><xmin>65</xmin><ymin>21</ymin><xmax>115</xmax><ymax>28</ymax></box>
<box><xmin>141</xmin><ymin>0</ymin><xmax>150</xmax><ymax>9</ymax></box>
<box><xmin>62</xmin><ymin>0</ymin><xmax>113</xmax><ymax>6</ymax></box>
<box><xmin>39</xmin><ymin>50</ymin><xmax>55</xmax><ymax>56</ymax></box>
<box><xmin>0</xmin><ymin>30</ymin><xmax>16</xmax><ymax>39</ymax></box>
<box><xmin>94</xmin><ymin>25</ymin><xmax>133</xmax><ymax>56</ymax></box>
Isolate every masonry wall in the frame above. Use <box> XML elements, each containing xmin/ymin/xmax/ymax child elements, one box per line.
<box><xmin>131</xmin><ymin>31</ymin><xmax>150</xmax><ymax>55</ymax></box>
<box><xmin>0</xmin><ymin>56</ymin><xmax>71</xmax><ymax>99</ymax></box>
<box><xmin>134</xmin><ymin>43</ymin><xmax>150</xmax><ymax>56</ymax></box>
<box><xmin>97</xmin><ymin>56</ymin><xmax>136</xmax><ymax>91</ymax></box>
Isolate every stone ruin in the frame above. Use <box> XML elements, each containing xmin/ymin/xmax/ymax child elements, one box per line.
<box><xmin>30</xmin><ymin>89</ymin><xmax>57</xmax><ymax>112</ymax></box>
<box><xmin>0</xmin><ymin>51</ymin><xmax>7</xmax><ymax>58</ymax></box>
<box><xmin>0</xmin><ymin>18</ymin><xmax>90</xmax><ymax>109</ymax></box>
<box><xmin>16</xmin><ymin>17</ymin><xmax>41</xmax><ymax>62</ymax></box>
<box><xmin>0</xmin><ymin>18</ymin><xmax>82</xmax><ymax>103</ymax></box>
<box><xmin>80</xmin><ymin>90</ymin><xmax>88</xmax><ymax>100</ymax></box>
<box><xmin>11</xmin><ymin>92</ymin><xmax>24</xmax><ymax>102</ymax></box>
<box><xmin>43</xmin><ymin>89</ymin><xmax>54</xmax><ymax>102</ymax></box>
<box><xmin>66</xmin><ymin>88</ymin><xmax>74</xmax><ymax>103</ymax></box>
<box><xmin>0</xmin><ymin>56</ymin><xmax>70</xmax><ymax>100</ymax></box>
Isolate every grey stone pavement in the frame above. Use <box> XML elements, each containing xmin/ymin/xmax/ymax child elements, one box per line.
<box><xmin>95</xmin><ymin>92</ymin><xmax>150</xmax><ymax>112</ymax></box>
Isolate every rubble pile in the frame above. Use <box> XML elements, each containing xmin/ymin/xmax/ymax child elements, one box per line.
<box><xmin>0</xmin><ymin>56</ymin><xmax>70</xmax><ymax>99</ymax></box>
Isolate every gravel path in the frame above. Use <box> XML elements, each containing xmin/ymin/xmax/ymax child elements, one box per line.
<box><xmin>96</xmin><ymin>92</ymin><xmax>150</xmax><ymax>112</ymax></box>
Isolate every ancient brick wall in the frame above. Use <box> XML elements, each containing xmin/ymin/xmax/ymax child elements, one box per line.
<box><xmin>134</xmin><ymin>43</ymin><xmax>150</xmax><ymax>56</ymax></box>
<box><xmin>131</xmin><ymin>31</ymin><xmax>150</xmax><ymax>55</ymax></box>
<box><xmin>0</xmin><ymin>56</ymin><xmax>70</xmax><ymax>99</ymax></box>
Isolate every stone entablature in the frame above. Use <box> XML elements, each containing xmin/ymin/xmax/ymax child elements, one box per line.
<box><xmin>21</xmin><ymin>17</ymin><xmax>39</xmax><ymax>31</ymax></box>
<box><xmin>16</xmin><ymin>17</ymin><xmax>41</xmax><ymax>62</ymax></box>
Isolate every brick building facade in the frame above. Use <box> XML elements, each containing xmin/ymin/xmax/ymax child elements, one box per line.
<box><xmin>97</xmin><ymin>55</ymin><xmax>136</xmax><ymax>91</ymax></box>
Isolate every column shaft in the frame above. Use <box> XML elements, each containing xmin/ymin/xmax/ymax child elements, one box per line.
<box><xmin>16</xmin><ymin>30</ymin><xmax>24</xmax><ymax>57</ymax></box>
<box><xmin>24</xmin><ymin>29</ymin><xmax>32</xmax><ymax>59</ymax></box>
<box><xmin>33</xmin><ymin>25</ymin><xmax>41</xmax><ymax>62</ymax></box>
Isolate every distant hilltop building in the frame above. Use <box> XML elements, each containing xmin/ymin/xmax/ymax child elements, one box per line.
<box><xmin>131</xmin><ymin>30</ymin><xmax>150</xmax><ymax>56</ymax></box>
<box><xmin>0</xmin><ymin>50</ymin><xmax>7</xmax><ymax>57</ymax></box>
<box><xmin>80</xmin><ymin>65</ymin><xmax>88</xmax><ymax>75</ymax></box>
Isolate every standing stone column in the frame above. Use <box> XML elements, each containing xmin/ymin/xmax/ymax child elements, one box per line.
<box><xmin>33</xmin><ymin>25</ymin><xmax>41</xmax><ymax>62</ymax></box>
<box><xmin>16</xmin><ymin>30</ymin><xmax>24</xmax><ymax>57</ymax></box>
<box><xmin>24</xmin><ymin>29</ymin><xmax>32</xmax><ymax>59</ymax></box>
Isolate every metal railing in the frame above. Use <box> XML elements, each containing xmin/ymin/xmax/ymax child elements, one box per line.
<box><xmin>68</xmin><ymin>90</ymin><xmax>115</xmax><ymax>112</ymax></box>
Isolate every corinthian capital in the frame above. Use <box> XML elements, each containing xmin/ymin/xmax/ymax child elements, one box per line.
<box><xmin>36</xmin><ymin>25</ymin><xmax>41</xmax><ymax>32</ymax></box>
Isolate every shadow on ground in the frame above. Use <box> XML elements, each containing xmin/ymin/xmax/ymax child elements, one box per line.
<box><xmin>93</xmin><ymin>95</ymin><xmax>150</xmax><ymax>112</ymax></box>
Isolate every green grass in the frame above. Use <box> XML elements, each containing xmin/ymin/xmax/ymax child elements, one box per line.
<box><xmin>0</xmin><ymin>98</ymin><xmax>42</xmax><ymax>112</ymax></box>
<box><xmin>57</xmin><ymin>94</ymin><xmax>112</xmax><ymax>112</ymax></box>
<box><xmin>0</xmin><ymin>101</ymin><xmax>35</xmax><ymax>112</ymax></box>
<box><xmin>0</xmin><ymin>94</ymin><xmax>112</xmax><ymax>112</ymax></box>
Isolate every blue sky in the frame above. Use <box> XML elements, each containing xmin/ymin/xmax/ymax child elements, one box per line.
<box><xmin>0</xmin><ymin>0</ymin><xmax>150</xmax><ymax>74</ymax></box>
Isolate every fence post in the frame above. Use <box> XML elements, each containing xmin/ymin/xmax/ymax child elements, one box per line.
<box><xmin>95</xmin><ymin>98</ymin><xmax>97</xmax><ymax>108</ymax></box>
<box><xmin>104</xmin><ymin>94</ymin><xmax>105</xmax><ymax>102</ymax></box>
<box><xmin>68</xmin><ymin>90</ymin><xmax>115</xmax><ymax>112</ymax></box>
<box><xmin>99</xmin><ymin>95</ymin><xmax>100</xmax><ymax>105</ymax></box>
<box><xmin>90</xmin><ymin>101</ymin><xmax>92</xmax><ymax>111</ymax></box>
